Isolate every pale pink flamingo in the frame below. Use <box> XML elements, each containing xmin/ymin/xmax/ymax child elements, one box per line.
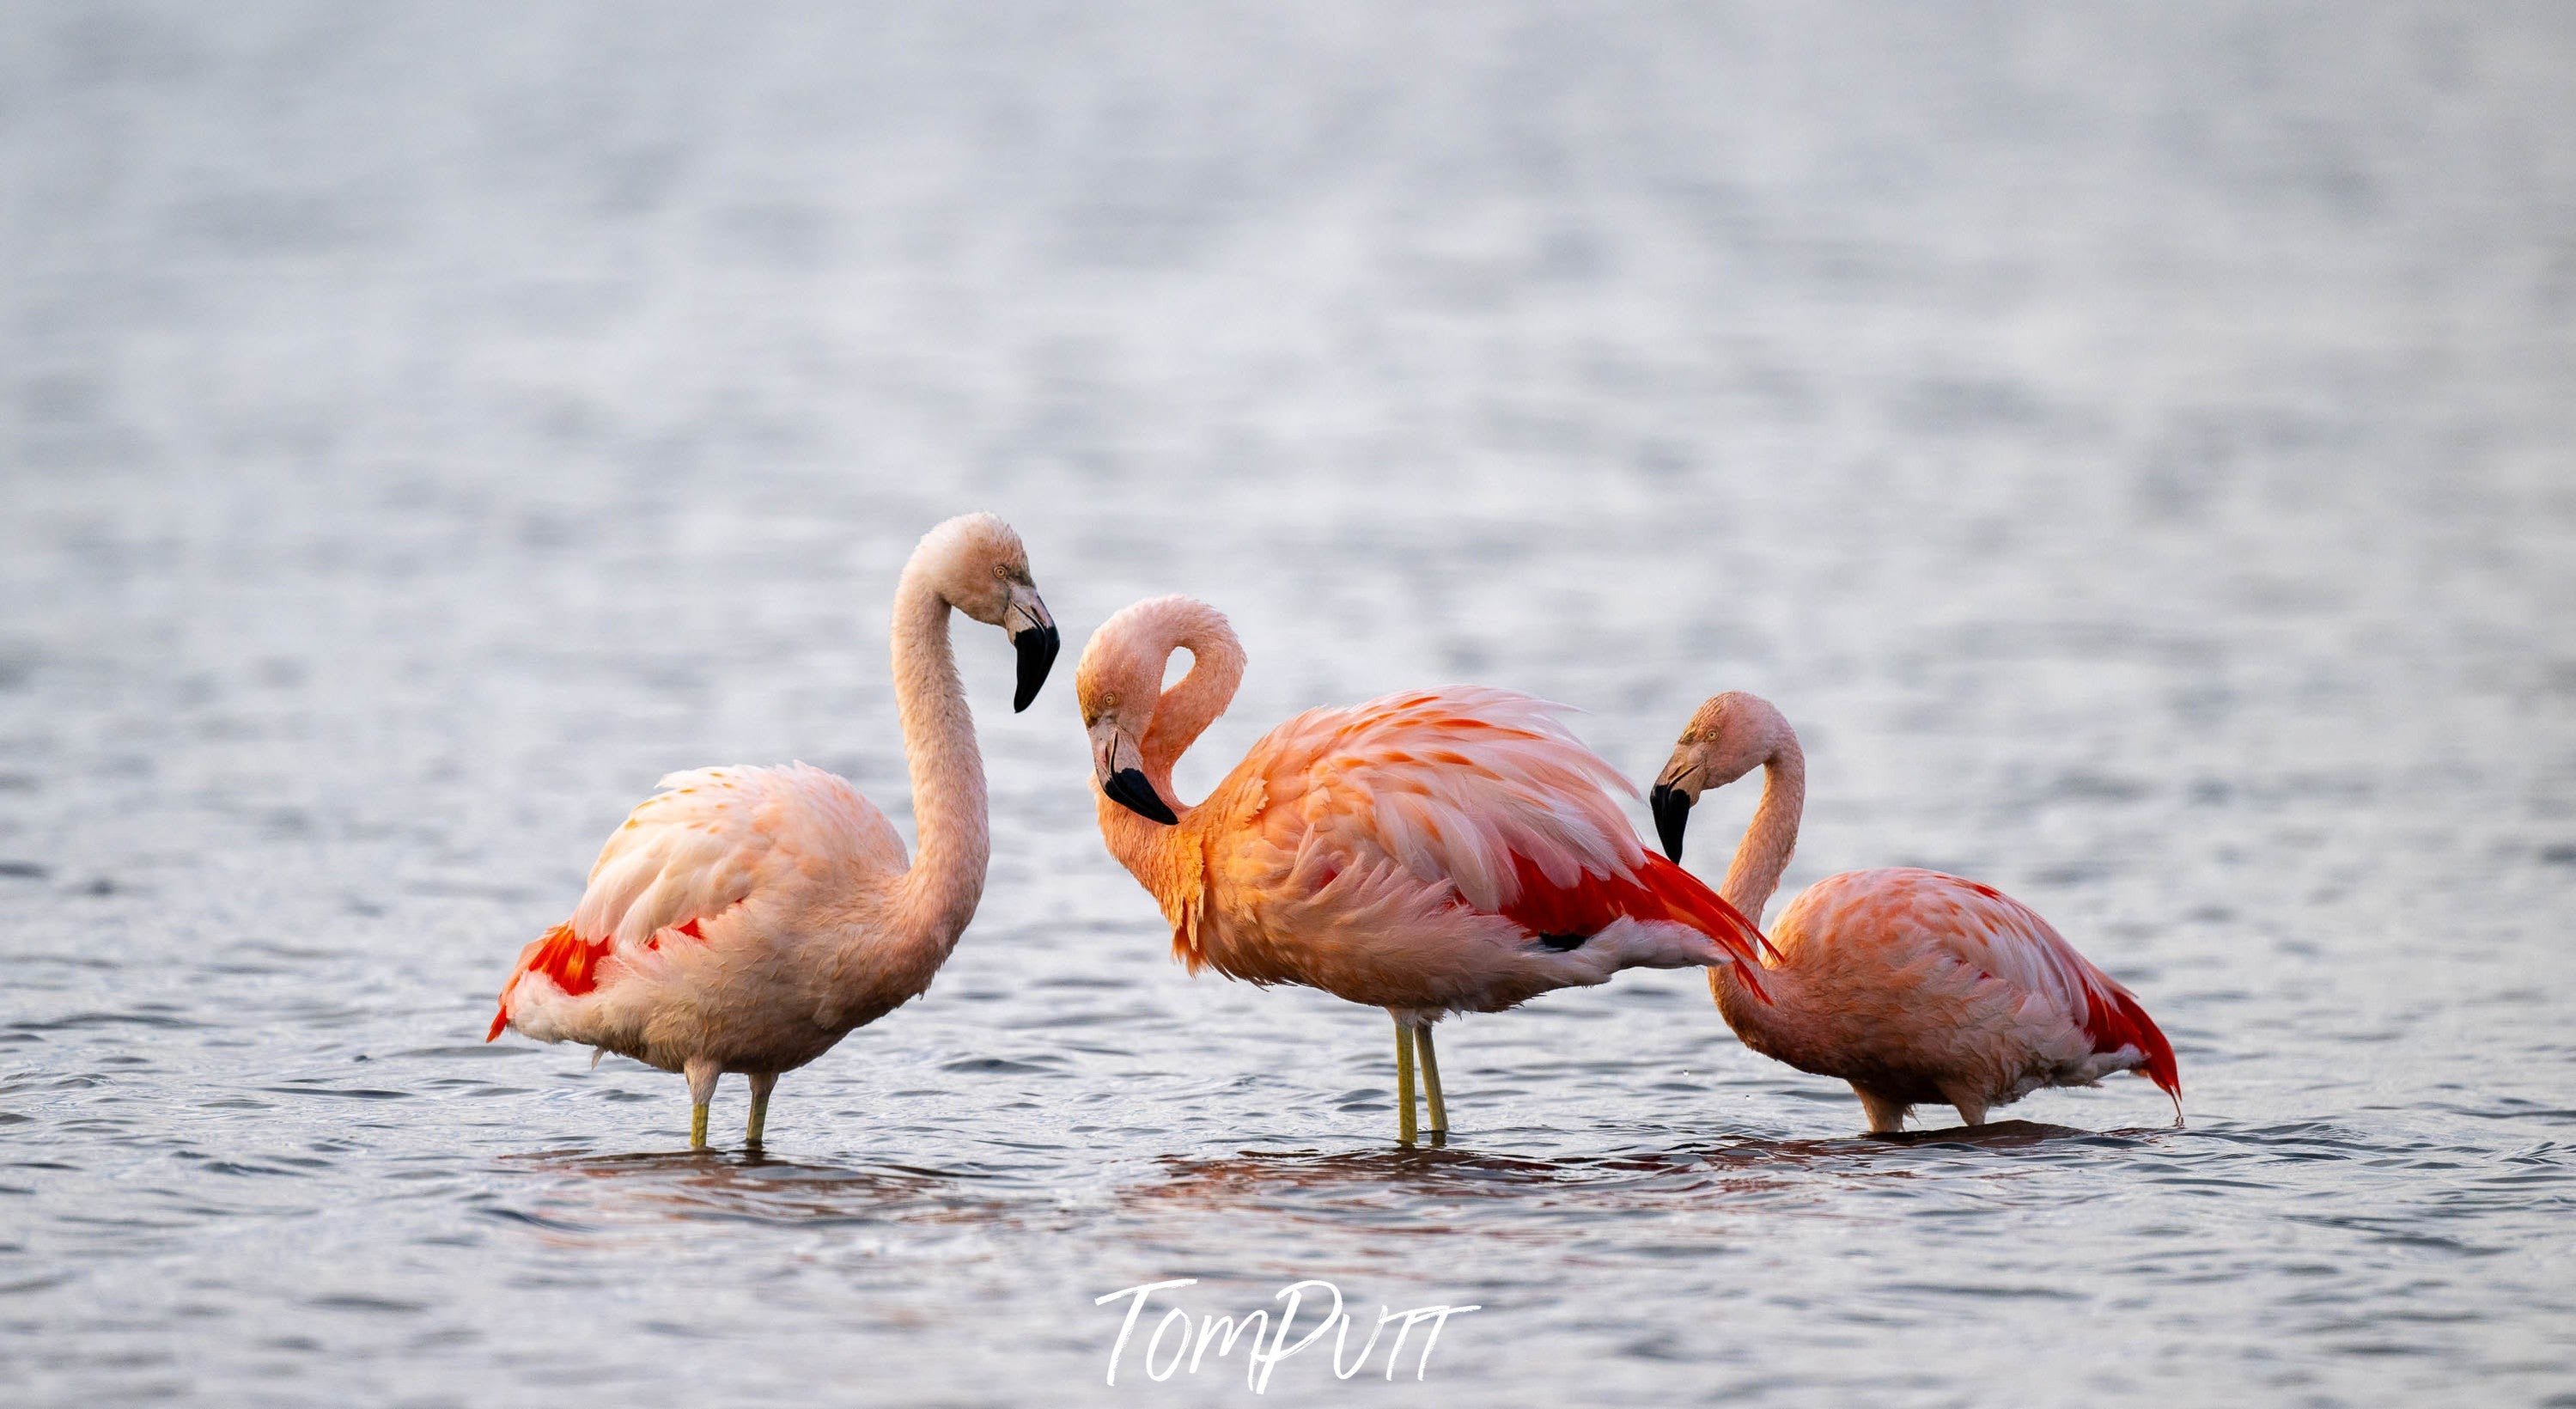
<box><xmin>1076</xmin><ymin>596</ymin><xmax>1770</xmax><ymax>1142</ymax></box>
<box><xmin>1648</xmin><ymin>692</ymin><xmax>2182</xmax><ymax>1132</ymax></box>
<box><xmin>486</xmin><ymin>514</ymin><xmax>1060</xmax><ymax>1150</ymax></box>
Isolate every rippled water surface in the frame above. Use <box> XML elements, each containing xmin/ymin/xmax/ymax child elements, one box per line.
<box><xmin>7</xmin><ymin>3</ymin><xmax>2576</xmax><ymax>1404</ymax></box>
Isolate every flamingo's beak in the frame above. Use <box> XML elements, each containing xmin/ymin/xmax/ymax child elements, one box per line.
<box><xmin>1091</xmin><ymin>718</ymin><xmax>1178</xmax><ymax>825</ymax></box>
<box><xmin>1103</xmin><ymin>766</ymin><xmax>1177</xmax><ymax>826</ymax></box>
<box><xmin>1010</xmin><ymin>604</ymin><xmax>1060</xmax><ymax>713</ymax></box>
<box><xmin>1649</xmin><ymin>783</ymin><xmax>1692</xmax><ymax>862</ymax></box>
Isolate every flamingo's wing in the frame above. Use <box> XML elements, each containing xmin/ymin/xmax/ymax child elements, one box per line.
<box><xmin>1245</xmin><ymin>687</ymin><xmax>1768</xmax><ymax>970</ymax></box>
<box><xmin>488</xmin><ymin>764</ymin><xmax>900</xmax><ymax>1039</ymax></box>
<box><xmin>1875</xmin><ymin>869</ymin><xmax>2181</xmax><ymax>1099</ymax></box>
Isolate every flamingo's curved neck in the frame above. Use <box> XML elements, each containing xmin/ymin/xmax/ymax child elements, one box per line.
<box><xmin>1140</xmin><ymin>624</ymin><xmax>1245</xmax><ymax>801</ymax></box>
<box><xmin>886</xmin><ymin>564</ymin><xmax>987</xmax><ymax>961</ymax></box>
<box><xmin>1720</xmin><ymin>732</ymin><xmax>1805</xmax><ymax>923</ymax></box>
<box><xmin>1712</xmin><ymin>719</ymin><xmax>1806</xmax><ymax>1032</ymax></box>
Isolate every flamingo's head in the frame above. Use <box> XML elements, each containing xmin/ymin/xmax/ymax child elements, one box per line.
<box><xmin>1651</xmin><ymin>692</ymin><xmax>1789</xmax><ymax>863</ymax></box>
<box><xmin>1073</xmin><ymin>597</ymin><xmax>1227</xmax><ymax>826</ymax></box>
<box><xmin>917</xmin><ymin>512</ymin><xmax>1059</xmax><ymax>711</ymax></box>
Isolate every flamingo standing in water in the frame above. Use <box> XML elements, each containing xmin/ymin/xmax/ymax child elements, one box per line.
<box><xmin>1648</xmin><ymin>692</ymin><xmax>2181</xmax><ymax>1132</ymax></box>
<box><xmin>1076</xmin><ymin>596</ymin><xmax>1769</xmax><ymax>1142</ymax></box>
<box><xmin>487</xmin><ymin>513</ymin><xmax>1060</xmax><ymax>1150</ymax></box>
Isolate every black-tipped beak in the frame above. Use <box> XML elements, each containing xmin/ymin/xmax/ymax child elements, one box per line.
<box><xmin>1103</xmin><ymin>766</ymin><xmax>1178</xmax><ymax>826</ymax></box>
<box><xmin>1650</xmin><ymin>783</ymin><xmax>1694</xmax><ymax>863</ymax></box>
<box><xmin>1010</xmin><ymin>622</ymin><xmax>1060</xmax><ymax>712</ymax></box>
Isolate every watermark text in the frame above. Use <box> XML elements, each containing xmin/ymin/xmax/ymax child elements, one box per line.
<box><xmin>1094</xmin><ymin>1278</ymin><xmax>1480</xmax><ymax>1392</ymax></box>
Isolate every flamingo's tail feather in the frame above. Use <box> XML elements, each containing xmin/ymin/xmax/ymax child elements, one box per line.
<box><xmin>1635</xmin><ymin>853</ymin><xmax>1775</xmax><ymax>1001</ymax></box>
<box><xmin>2083</xmin><ymin>983</ymin><xmax>2179</xmax><ymax>1101</ymax></box>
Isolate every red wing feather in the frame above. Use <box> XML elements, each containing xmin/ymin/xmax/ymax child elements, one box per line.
<box><xmin>487</xmin><ymin>924</ymin><xmax>606</xmax><ymax>1040</ymax></box>
<box><xmin>485</xmin><ymin>916</ymin><xmax>719</xmax><ymax>1041</ymax></box>
<box><xmin>1494</xmin><ymin>851</ymin><xmax>1774</xmax><ymax>1002</ymax></box>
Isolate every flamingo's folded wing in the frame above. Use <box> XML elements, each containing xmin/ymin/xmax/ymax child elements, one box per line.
<box><xmin>1256</xmin><ymin>687</ymin><xmax>1767</xmax><ymax>970</ymax></box>
<box><xmin>489</xmin><ymin>764</ymin><xmax>899</xmax><ymax>1039</ymax></box>
<box><xmin>1916</xmin><ymin>873</ymin><xmax>2180</xmax><ymax>1098</ymax></box>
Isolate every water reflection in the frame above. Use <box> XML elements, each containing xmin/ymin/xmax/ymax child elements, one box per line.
<box><xmin>1138</xmin><ymin>1142</ymin><xmax>1805</xmax><ymax>1223</ymax></box>
<box><xmin>481</xmin><ymin>1120</ymin><xmax>2170</xmax><ymax>1256</ymax></box>
<box><xmin>498</xmin><ymin>1149</ymin><xmax>1031</xmax><ymax>1230</ymax></box>
<box><xmin>1117</xmin><ymin>1120</ymin><xmax>2192</xmax><ymax>1247</ymax></box>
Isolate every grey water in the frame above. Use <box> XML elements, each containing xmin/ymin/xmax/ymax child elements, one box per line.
<box><xmin>5</xmin><ymin>2</ymin><xmax>2575</xmax><ymax>1404</ymax></box>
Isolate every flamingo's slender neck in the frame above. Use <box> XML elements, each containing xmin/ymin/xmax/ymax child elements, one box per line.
<box><xmin>1710</xmin><ymin>708</ymin><xmax>1806</xmax><ymax>1035</ymax></box>
<box><xmin>885</xmin><ymin>560</ymin><xmax>988</xmax><ymax>962</ymax></box>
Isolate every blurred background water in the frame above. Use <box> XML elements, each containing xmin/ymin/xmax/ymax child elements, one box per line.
<box><xmin>4</xmin><ymin>2</ymin><xmax>2575</xmax><ymax>1404</ymax></box>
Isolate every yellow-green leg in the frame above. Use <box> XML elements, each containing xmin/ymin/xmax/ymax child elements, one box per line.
<box><xmin>746</xmin><ymin>1072</ymin><xmax>776</xmax><ymax>1148</ymax></box>
<box><xmin>1393</xmin><ymin>1019</ymin><xmax>1420</xmax><ymax>1144</ymax></box>
<box><xmin>685</xmin><ymin>1058</ymin><xmax>720</xmax><ymax>1150</ymax></box>
<box><xmin>1416</xmin><ymin>1021</ymin><xmax>1448</xmax><ymax>1137</ymax></box>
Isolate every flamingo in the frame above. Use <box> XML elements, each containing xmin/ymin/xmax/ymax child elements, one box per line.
<box><xmin>486</xmin><ymin>513</ymin><xmax>1060</xmax><ymax>1150</ymax></box>
<box><xmin>1647</xmin><ymin>692</ymin><xmax>2181</xmax><ymax>1133</ymax></box>
<box><xmin>1075</xmin><ymin>596</ymin><xmax>1770</xmax><ymax>1143</ymax></box>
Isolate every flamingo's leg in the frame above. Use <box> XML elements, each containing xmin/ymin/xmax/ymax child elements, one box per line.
<box><xmin>1393</xmin><ymin>1018</ymin><xmax>1419</xmax><ymax>1144</ymax></box>
<box><xmin>685</xmin><ymin>1058</ymin><xmax>721</xmax><ymax>1150</ymax></box>
<box><xmin>1415</xmin><ymin>1021</ymin><xmax>1448</xmax><ymax>1138</ymax></box>
<box><xmin>1853</xmin><ymin>1085</ymin><xmax>1909</xmax><ymax>1134</ymax></box>
<box><xmin>745</xmin><ymin>1072</ymin><xmax>777</xmax><ymax>1148</ymax></box>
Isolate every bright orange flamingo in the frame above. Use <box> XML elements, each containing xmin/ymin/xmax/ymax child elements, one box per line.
<box><xmin>1649</xmin><ymin>692</ymin><xmax>2181</xmax><ymax>1133</ymax></box>
<box><xmin>486</xmin><ymin>514</ymin><xmax>1060</xmax><ymax>1150</ymax></box>
<box><xmin>1076</xmin><ymin>596</ymin><xmax>1769</xmax><ymax>1142</ymax></box>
